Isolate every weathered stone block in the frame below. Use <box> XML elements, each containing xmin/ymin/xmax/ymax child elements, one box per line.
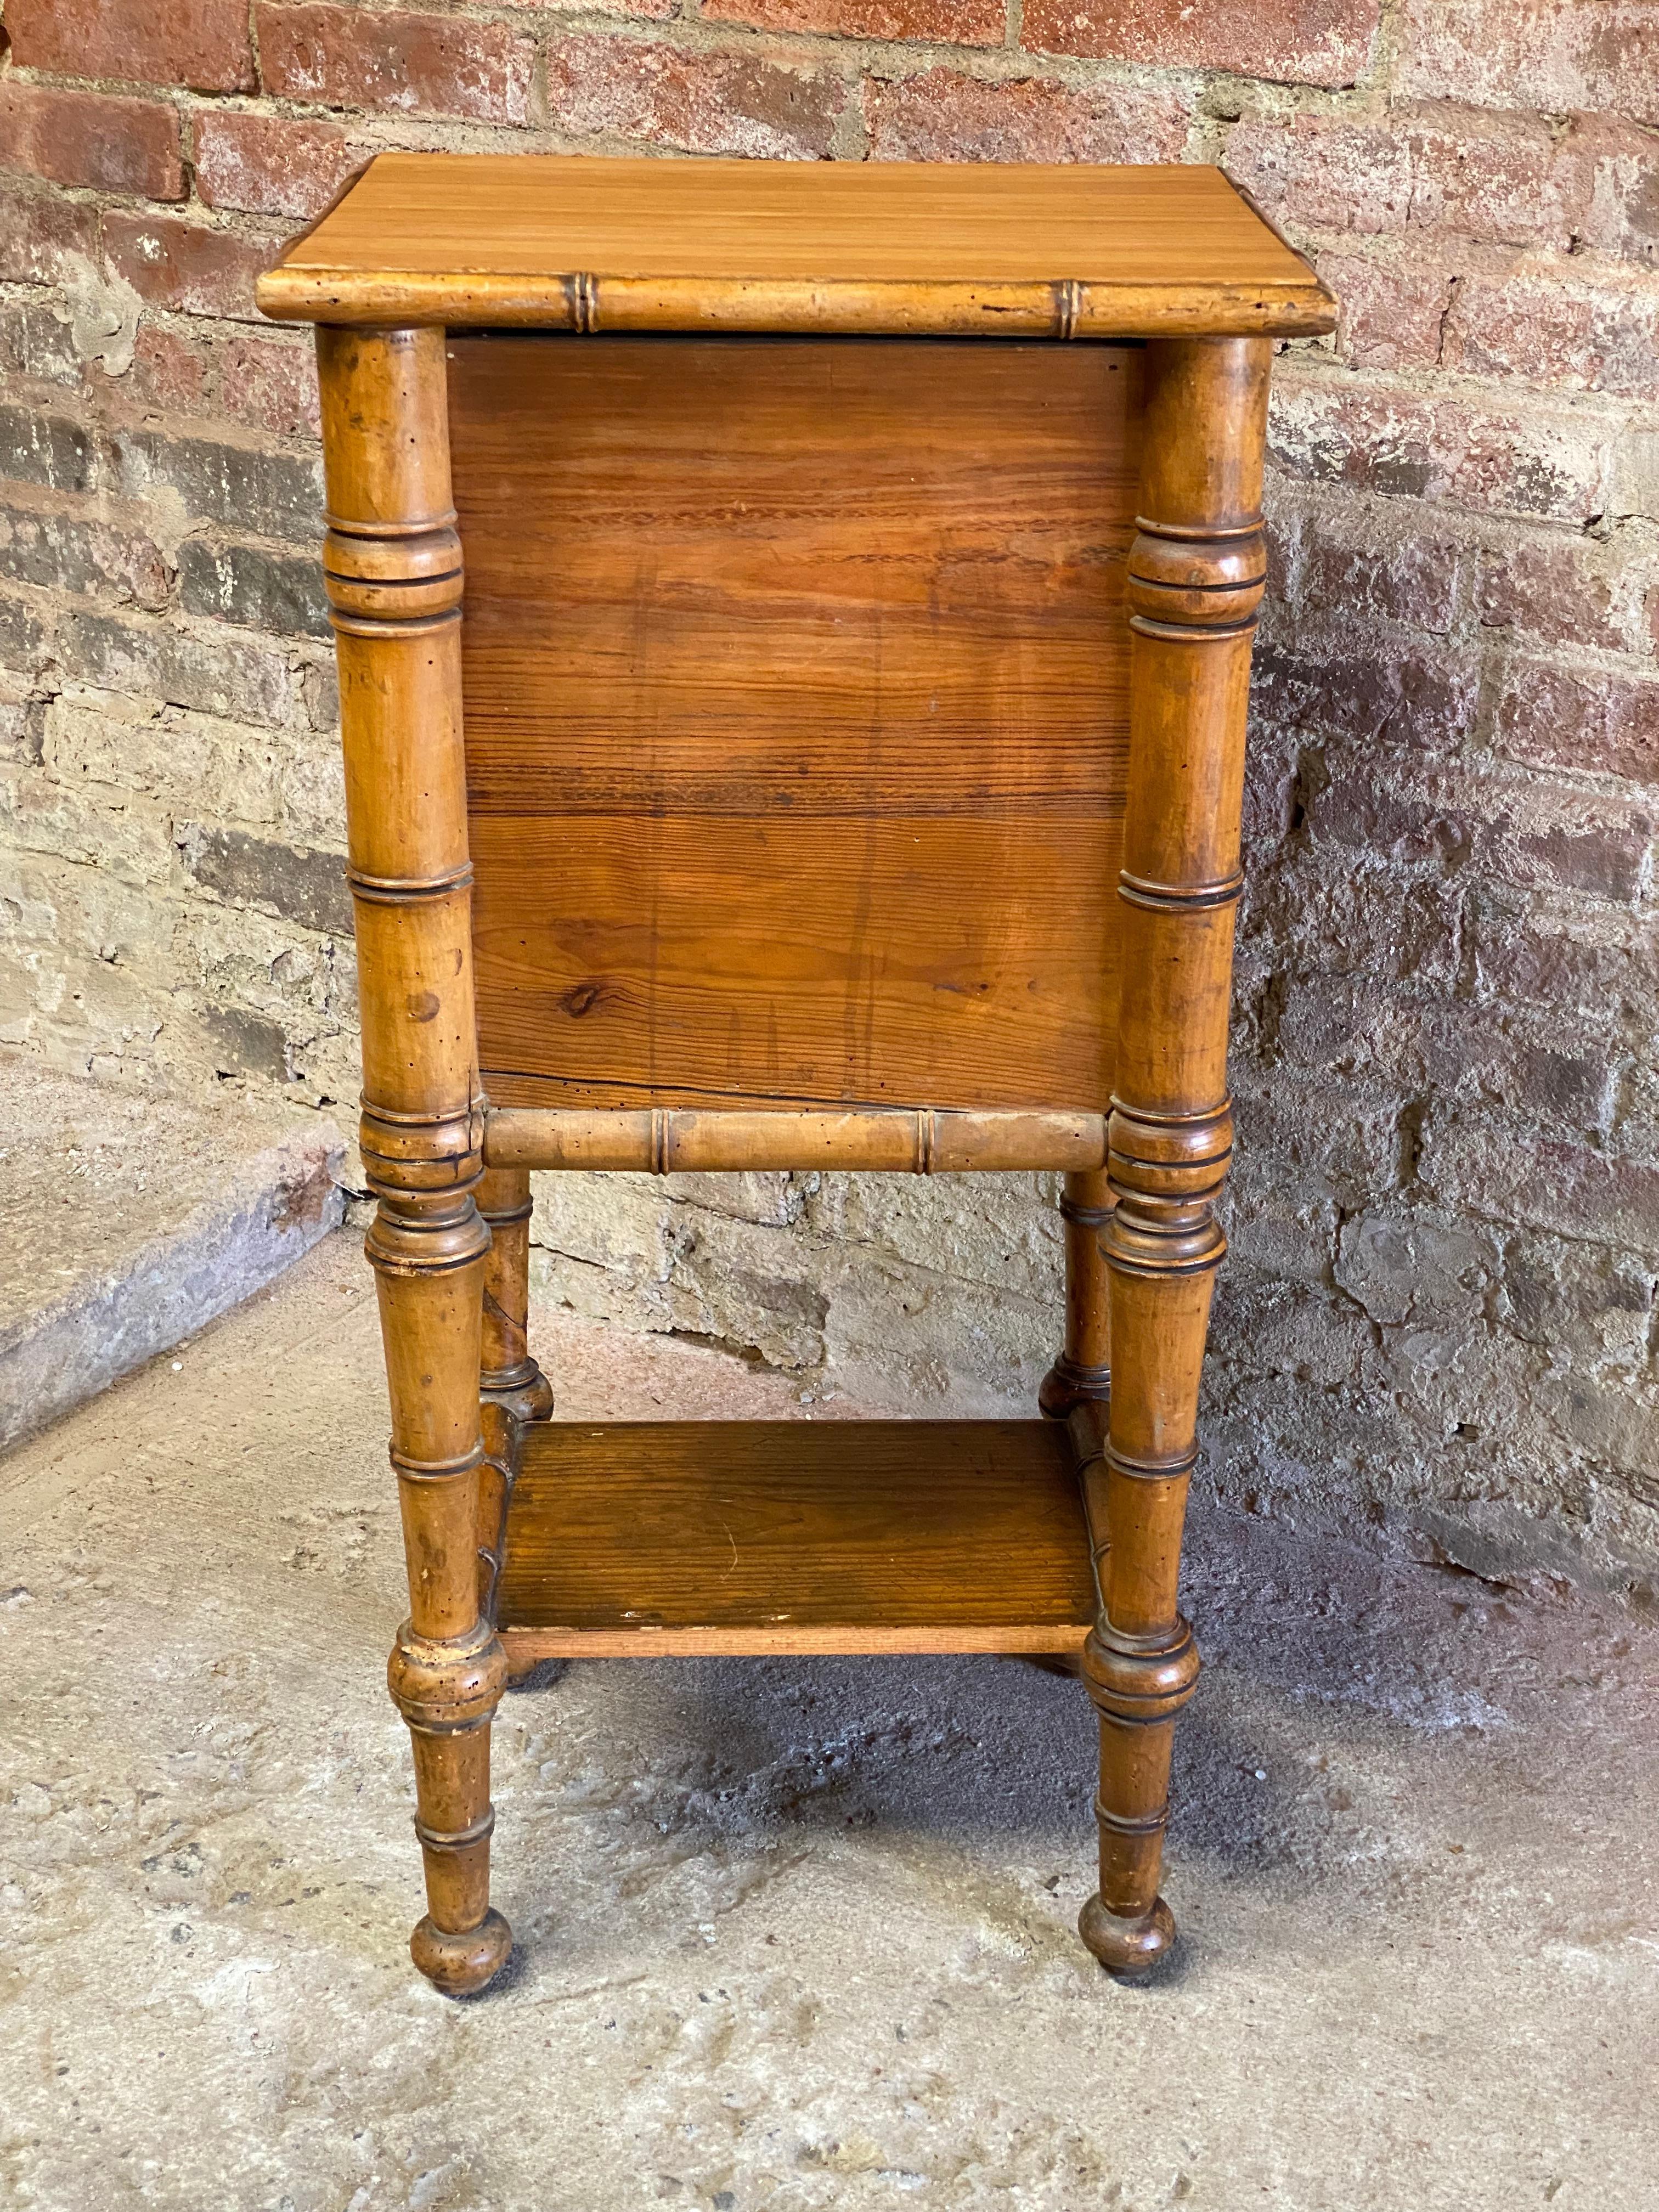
<box><xmin>0</xmin><ymin>763</ymin><xmax>173</xmax><ymax>884</ymax></box>
<box><xmin>112</xmin><ymin>429</ymin><xmax>324</xmax><ymax>544</ymax></box>
<box><xmin>0</xmin><ymin>404</ymin><xmax>93</xmax><ymax>494</ymax></box>
<box><xmin>863</xmin><ymin>68</ymin><xmax>1190</xmax><ymax>165</ymax></box>
<box><xmin>545</xmin><ymin>35</ymin><xmax>848</xmax><ymax>159</ymax></box>
<box><xmin>59</xmin><ymin>612</ymin><xmax>304</xmax><ymax>730</ymax></box>
<box><xmin>0</xmin><ymin>588</ymin><xmax>49</xmax><ymax>675</ymax></box>
<box><xmin>176</xmin><ymin>823</ymin><xmax>352</xmax><ymax>937</ymax></box>
<box><xmin>46</xmin><ymin>690</ymin><xmax>283</xmax><ymax>826</ymax></box>
<box><xmin>0</xmin><ymin>502</ymin><xmax>171</xmax><ymax>609</ymax></box>
<box><xmin>177</xmin><ymin>538</ymin><xmax>330</xmax><ymax>640</ymax></box>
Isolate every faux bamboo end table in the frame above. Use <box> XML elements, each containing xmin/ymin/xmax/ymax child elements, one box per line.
<box><xmin>259</xmin><ymin>156</ymin><xmax>1335</xmax><ymax>1996</ymax></box>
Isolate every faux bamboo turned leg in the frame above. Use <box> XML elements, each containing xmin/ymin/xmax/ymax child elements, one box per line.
<box><xmin>477</xmin><ymin>1165</ymin><xmax>554</xmax><ymax>1425</ymax></box>
<box><xmin>1040</xmin><ymin>1169</ymin><xmax>1114</xmax><ymax>1418</ymax></box>
<box><xmin>319</xmin><ymin>323</ymin><xmax>511</xmax><ymax>1997</ymax></box>
<box><xmin>1079</xmin><ymin>335</ymin><xmax>1269</xmax><ymax>1976</ymax></box>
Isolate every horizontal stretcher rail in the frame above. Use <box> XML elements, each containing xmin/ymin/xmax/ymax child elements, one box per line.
<box><xmin>482</xmin><ymin>1105</ymin><xmax>1109</xmax><ymax>1175</ymax></box>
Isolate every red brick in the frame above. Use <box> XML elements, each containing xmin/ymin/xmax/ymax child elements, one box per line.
<box><xmin>1022</xmin><ymin>0</ymin><xmax>1380</xmax><ymax>89</ymax></box>
<box><xmin>1466</xmin><ymin>908</ymin><xmax>1652</xmax><ymax>1019</ymax></box>
<box><xmin>493</xmin><ymin>0</ymin><xmax>674</xmax><ymax>14</ymax></box>
<box><xmin>1562</xmin><ymin>116</ymin><xmax>1659</xmax><ymax>268</ymax></box>
<box><xmin>1494</xmin><ymin>663</ymin><xmax>1659</xmax><ymax>788</ymax></box>
<box><xmin>103</xmin><ymin>212</ymin><xmax>271</xmax><ymax>324</ymax></box>
<box><xmin>706</xmin><ymin>0</ymin><xmax>1001</xmax><ymax>42</ymax></box>
<box><xmin>866</xmin><ymin>67</ymin><xmax>1188</xmax><ymax>163</ymax></box>
<box><xmin>3</xmin><ymin>0</ymin><xmax>254</xmax><ymax>93</ymax></box>
<box><xmin>218</xmin><ymin>334</ymin><xmax>323</xmax><ymax>440</ymax></box>
<box><xmin>112</xmin><ymin>426</ymin><xmax>322</xmax><ymax>543</ymax></box>
<box><xmin>546</xmin><ymin>36</ymin><xmax>847</xmax><ymax>159</ymax></box>
<box><xmin>1313</xmin><ymin>246</ymin><xmax>1453</xmax><ymax>373</ymax></box>
<box><xmin>0</xmin><ymin>404</ymin><xmax>93</xmax><ymax>492</ymax></box>
<box><xmin>1226</xmin><ymin>104</ymin><xmax>1573</xmax><ymax>251</ymax></box>
<box><xmin>1505</xmin><ymin>809</ymin><xmax>1656</xmax><ymax>906</ymax></box>
<box><xmin>1425</xmin><ymin>1125</ymin><xmax>1659</xmax><ymax>1256</ymax></box>
<box><xmin>0</xmin><ymin>182</ymin><xmax>99</xmax><ymax>287</ymax></box>
<box><xmin>1276</xmin><ymin>981</ymin><xmax>1615</xmax><ymax>1125</ymax></box>
<box><xmin>0</xmin><ymin>82</ymin><xmax>185</xmax><ymax>202</ymax></box>
<box><xmin>1268</xmin><ymin>370</ymin><xmax>1611</xmax><ymax>527</ymax></box>
<box><xmin>194</xmin><ymin>110</ymin><xmax>359</xmax><ymax>221</ymax></box>
<box><xmin>1478</xmin><ymin>543</ymin><xmax>1629</xmax><ymax>655</ymax></box>
<box><xmin>1442</xmin><ymin>265</ymin><xmax>1659</xmax><ymax>400</ymax></box>
<box><xmin>127</xmin><ymin>321</ymin><xmax>213</xmax><ymax>415</ymax></box>
<box><xmin>1405</xmin><ymin>106</ymin><xmax>1566</xmax><ymax>249</ymax></box>
<box><xmin>1401</xmin><ymin>0</ymin><xmax>1659</xmax><ymax>123</ymax></box>
<box><xmin>1296</xmin><ymin>520</ymin><xmax>1464</xmax><ymax>636</ymax></box>
<box><xmin>0</xmin><ymin>299</ymin><xmax>82</xmax><ymax>387</ymax></box>
<box><xmin>1254</xmin><ymin>636</ymin><xmax>1479</xmax><ymax>753</ymax></box>
<box><xmin>1316</xmin><ymin>757</ymin><xmax>1653</xmax><ymax>903</ymax></box>
<box><xmin>1224</xmin><ymin>114</ymin><xmax>1410</xmax><ymax>236</ymax></box>
<box><xmin>258</xmin><ymin>4</ymin><xmax>535</xmax><ymax>124</ymax></box>
<box><xmin>0</xmin><ymin>501</ymin><xmax>172</xmax><ymax>611</ymax></box>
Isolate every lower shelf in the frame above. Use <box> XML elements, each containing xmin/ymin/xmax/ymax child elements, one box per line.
<box><xmin>496</xmin><ymin>1418</ymin><xmax>1097</xmax><ymax>1662</ymax></box>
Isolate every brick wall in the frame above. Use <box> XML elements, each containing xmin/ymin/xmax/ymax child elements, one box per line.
<box><xmin>1</xmin><ymin>0</ymin><xmax>1655</xmax><ymax>1588</ymax></box>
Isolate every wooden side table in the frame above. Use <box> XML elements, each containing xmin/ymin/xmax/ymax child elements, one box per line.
<box><xmin>260</xmin><ymin>157</ymin><xmax>1335</xmax><ymax>1996</ymax></box>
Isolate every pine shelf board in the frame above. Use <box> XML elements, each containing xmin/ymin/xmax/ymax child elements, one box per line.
<box><xmin>495</xmin><ymin>1418</ymin><xmax>1097</xmax><ymax>1661</ymax></box>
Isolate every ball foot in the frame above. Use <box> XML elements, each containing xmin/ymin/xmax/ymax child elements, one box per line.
<box><xmin>411</xmin><ymin>1908</ymin><xmax>513</xmax><ymax>1997</ymax></box>
<box><xmin>1079</xmin><ymin>1893</ymin><xmax>1176</xmax><ymax>1976</ymax></box>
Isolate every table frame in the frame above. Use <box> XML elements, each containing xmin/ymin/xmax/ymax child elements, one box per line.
<box><xmin>318</xmin><ymin>320</ymin><xmax>1270</xmax><ymax>1995</ymax></box>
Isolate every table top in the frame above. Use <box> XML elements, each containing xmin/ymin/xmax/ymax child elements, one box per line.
<box><xmin>257</xmin><ymin>154</ymin><xmax>1335</xmax><ymax>338</ymax></box>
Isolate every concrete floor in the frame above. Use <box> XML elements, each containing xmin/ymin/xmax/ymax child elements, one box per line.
<box><xmin>2</xmin><ymin>1231</ymin><xmax>1656</xmax><ymax>2212</ymax></box>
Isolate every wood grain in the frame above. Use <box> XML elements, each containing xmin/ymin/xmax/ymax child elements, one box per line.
<box><xmin>319</xmin><ymin>326</ymin><xmax>511</xmax><ymax>1999</ymax></box>
<box><xmin>495</xmin><ymin>1419</ymin><xmax>1096</xmax><ymax>1657</ymax></box>
<box><xmin>257</xmin><ymin>155</ymin><xmax>1336</xmax><ymax>337</ymax></box>
<box><xmin>1075</xmin><ymin>337</ymin><xmax>1268</xmax><ymax>1978</ymax></box>
<box><xmin>453</xmin><ymin>334</ymin><xmax>1135</xmax><ymax>1112</ymax></box>
<box><xmin>290</xmin><ymin>156</ymin><xmax>1304</xmax><ymax>1989</ymax></box>
<box><xmin>482</xmin><ymin>1105</ymin><xmax>1108</xmax><ymax>1172</ymax></box>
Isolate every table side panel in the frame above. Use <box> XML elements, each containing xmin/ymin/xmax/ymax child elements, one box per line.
<box><xmin>452</xmin><ymin>335</ymin><xmax>1138</xmax><ymax>1111</ymax></box>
